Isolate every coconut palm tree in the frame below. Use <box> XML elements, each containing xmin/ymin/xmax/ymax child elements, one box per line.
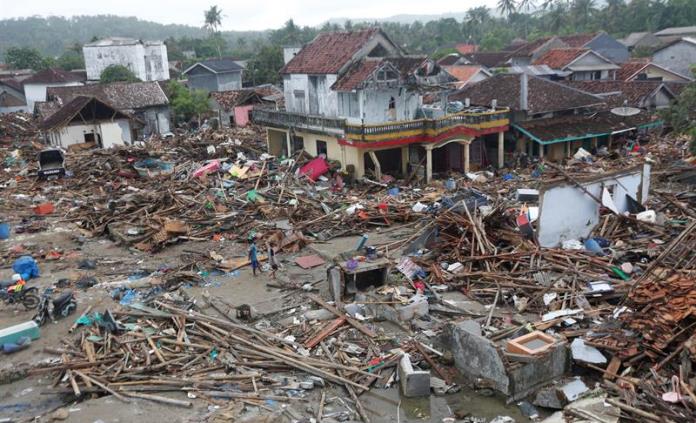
<box><xmin>204</xmin><ymin>5</ymin><xmax>223</xmax><ymax>57</ymax></box>
<box><xmin>498</xmin><ymin>0</ymin><xmax>517</xmax><ymax>18</ymax></box>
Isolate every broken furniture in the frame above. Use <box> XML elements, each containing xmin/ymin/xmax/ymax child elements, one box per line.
<box><xmin>328</xmin><ymin>254</ymin><xmax>391</xmax><ymax>303</ymax></box>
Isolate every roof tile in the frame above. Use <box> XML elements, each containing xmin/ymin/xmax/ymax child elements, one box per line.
<box><xmin>281</xmin><ymin>28</ymin><xmax>381</xmax><ymax>74</ymax></box>
<box><xmin>532</xmin><ymin>48</ymin><xmax>588</xmax><ymax>69</ymax></box>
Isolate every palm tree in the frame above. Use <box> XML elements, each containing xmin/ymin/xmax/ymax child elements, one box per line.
<box><xmin>498</xmin><ymin>0</ymin><xmax>517</xmax><ymax>18</ymax></box>
<box><xmin>572</xmin><ymin>0</ymin><xmax>595</xmax><ymax>30</ymax></box>
<box><xmin>517</xmin><ymin>0</ymin><xmax>536</xmax><ymax>13</ymax></box>
<box><xmin>465</xmin><ymin>7</ymin><xmax>491</xmax><ymax>42</ymax></box>
<box><xmin>204</xmin><ymin>5</ymin><xmax>223</xmax><ymax>33</ymax></box>
<box><xmin>204</xmin><ymin>5</ymin><xmax>223</xmax><ymax>57</ymax></box>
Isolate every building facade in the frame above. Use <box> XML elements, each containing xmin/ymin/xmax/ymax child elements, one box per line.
<box><xmin>254</xmin><ymin>28</ymin><xmax>510</xmax><ymax>182</ymax></box>
<box><xmin>652</xmin><ymin>38</ymin><xmax>696</xmax><ymax>79</ymax></box>
<box><xmin>83</xmin><ymin>38</ymin><xmax>169</xmax><ymax>82</ymax></box>
<box><xmin>183</xmin><ymin>59</ymin><xmax>244</xmax><ymax>92</ymax></box>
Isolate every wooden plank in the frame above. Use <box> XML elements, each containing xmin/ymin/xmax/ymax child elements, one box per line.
<box><xmin>305</xmin><ymin>316</ymin><xmax>347</xmax><ymax>349</ymax></box>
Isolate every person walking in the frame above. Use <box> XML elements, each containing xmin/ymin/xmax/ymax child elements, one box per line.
<box><xmin>267</xmin><ymin>242</ymin><xmax>279</xmax><ymax>279</ymax></box>
<box><xmin>248</xmin><ymin>237</ymin><xmax>259</xmax><ymax>276</ymax></box>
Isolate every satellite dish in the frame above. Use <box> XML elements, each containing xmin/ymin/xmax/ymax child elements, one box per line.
<box><xmin>611</xmin><ymin>106</ymin><xmax>641</xmax><ymax>116</ymax></box>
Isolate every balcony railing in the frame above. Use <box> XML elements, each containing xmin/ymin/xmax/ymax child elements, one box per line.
<box><xmin>252</xmin><ymin>108</ymin><xmax>510</xmax><ymax>144</ymax></box>
<box><xmin>252</xmin><ymin>109</ymin><xmax>345</xmax><ymax>135</ymax></box>
<box><xmin>344</xmin><ymin>109</ymin><xmax>510</xmax><ymax>143</ymax></box>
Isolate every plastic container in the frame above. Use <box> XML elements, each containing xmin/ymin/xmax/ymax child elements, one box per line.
<box><xmin>0</xmin><ymin>223</ymin><xmax>9</xmax><ymax>240</ymax></box>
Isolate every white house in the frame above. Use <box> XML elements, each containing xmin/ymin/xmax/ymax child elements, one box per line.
<box><xmin>22</xmin><ymin>68</ymin><xmax>85</xmax><ymax>111</ymax></box>
<box><xmin>83</xmin><ymin>38</ymin><xmax>169</xmax><ymax>82</ymax></box>
<box><xmin>39</xmin><ymin>96</ymin><xmax>138</xmax><ymax>149</ymax></box>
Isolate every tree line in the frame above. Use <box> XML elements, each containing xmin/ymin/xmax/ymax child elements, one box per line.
<box><xmin>3</xmin><ymin>0</ymin><xmax>696</xmax><ymax>85</ymax></box>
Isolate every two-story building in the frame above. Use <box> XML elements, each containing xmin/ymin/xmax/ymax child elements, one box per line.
<box><xmin>83</xmin><ymin>38</ymin><xmax>169</xmax><ymax>82</ymax></box>
<box><xmin>253</xmin><ymin>28</ymin><xmax>510</xmax><ymax>182</ymax></box>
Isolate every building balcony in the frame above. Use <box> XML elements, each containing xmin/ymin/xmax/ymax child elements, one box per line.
<box><xmin>252</xmin><ymin>107</ymin><xmax>510</xmax><ymax>147</ymax></box>
<box><xmin>251</xmin><ymin>109</ymin><xmax>345</xmax><ymax>137</ymax></box>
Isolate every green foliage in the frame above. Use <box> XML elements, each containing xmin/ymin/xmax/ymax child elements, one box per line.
<box><xmin>4</xmin><ymin>46</ymin><xmax>51</xmax><ymax>70</ymax></box>
<box><xmin>168</xmin><ymin>80</ymin><xmax>210</xmax><ymax>122</ymax></box>
<box><xmin>56</xmin><ymin>50</ymin><xmax>84</xmax><ymax>70</ymax></box>
<box><xmin>100</xmin><ymin>65</ymin><xmax>140</xmax><ymax>83</ymax></box>
<box><xmin>660</xmin><ymin>81</ymin><xmax>696</xmax><ymax>137</ymax></box>
<box><xmin>247</xmin><ymin>45</ymin><xmax>284</xmax><ymax>85</ymax></box>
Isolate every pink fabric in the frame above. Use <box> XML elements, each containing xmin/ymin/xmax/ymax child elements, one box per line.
<box><xmin>299</xmin><ymin>157</ymin><xmax>329</xmax><ymax>182</ymax></box>
<box><xmin>234</xmin><ymin>105</ymin><xmax>254</xmax><ymax>127</ymax></box>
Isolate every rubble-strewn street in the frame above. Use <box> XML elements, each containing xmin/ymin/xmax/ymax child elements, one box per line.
<box><xmin>0</xmin><ymin>111</ymin><xmax>695</xmax><ymax>423</ymax></box>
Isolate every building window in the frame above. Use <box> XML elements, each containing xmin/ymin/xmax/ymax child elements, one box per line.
<box><xmin>377</xmin><ymin>69</ymin><xmax>399</xmax><ymax>81</ymax></box>
<box><xmin>316</xmin><ymin>140</ymin><xmax>328</xmax><ymax>156</ymax></box>
<box><xmin>292</xmin><ymin>135</ymin><xmax>304</xmax><ymax>153</ymax></box>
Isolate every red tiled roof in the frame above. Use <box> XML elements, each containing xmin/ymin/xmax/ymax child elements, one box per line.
<box><xmin>451</xmin><ymin>73</ymin><xmax>604</xmax><ymax>115</ymax></box>
<box><xmin>616</xmin><ymin>60</ymin><xmax>650</xmax><ymax>81</ymax></box>
<box><xmin>455</xmin><ymin>43</ymin><xmax>478</xmax><ymax>55</ymax></box>
<box><xmin>533</xmin><ymin>48</ymin><xmax>588</xmax><ymax>69</ymax></box>
<box><xmin>443</xmin><ymin>65</ymin><xmax>484</xmax><ymax>84</ymax></box>
<box><xmin>559</xmin><ymin>33</ymin><xmax>598</xmax><ymax>47</ymax></box>
<box><xmin>210</xmin><ymin>85</ymin><xmax>281</xmax><ymax>110</ymax></box>
<box><xmin>281</xmin><ymin>28</ymin><xmax>381</xmax><ymax>74</ymax></box>
<box><xmin>22</xmin><ymin>68</ymin><xmax>85</xmax><ymax>85</ymax></box>
<box><xmin>331</xmin><ymin>60</ymin><xmax>382</xmax><ymax>91</ymax></box>
<box><xmin>565</xmin><ymin>80</ymin><xmax>670</xmax><ymax>107</ymax></box>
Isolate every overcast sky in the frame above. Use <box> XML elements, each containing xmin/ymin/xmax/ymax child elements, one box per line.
<box><xmin>3</xmin><ymin>0</ymin><xmax>498</xmax><ymax>31</ymax></box>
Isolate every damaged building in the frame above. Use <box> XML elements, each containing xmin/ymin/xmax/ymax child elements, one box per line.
<box><xmin>253</xmin><ymin>28</ymin><xmax>510</xmax><ymax>182</ymax></box>
<box><xmin>37</xmin><ymin>81</ymin><xmax>171</xmax><ymax>137</ymax></box>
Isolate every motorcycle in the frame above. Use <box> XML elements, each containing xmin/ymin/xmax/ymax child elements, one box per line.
<box><xmin>0</xmin><ymin>278</ymin><xmax>39</xmax><ymax>310</ymax></box>
<box><xmin>33</xmin><ymin>288</ymin><xmax>77</xmax><ymax>326</ymax></box>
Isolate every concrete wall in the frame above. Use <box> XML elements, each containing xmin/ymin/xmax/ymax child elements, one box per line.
<box><xmin>136</xmin><ymin>106</ymin><xmax>171</xmax><ymax>136</ymax></box>
<box><xmin>84</xmin><ymin>44</ymin><xmax>147</xmax><ymax>81</ymax></box>
<box><xmin>24</xmin><ymin>81</ymin><xmax>83</xmax><ymax>111</ymax></box>
<box><xmin>652</xmin><ymin>41</ymin><xmax>696</xmax><ymax>79</ymax></box>
<box><xmin>356</xmin><ymin>88</ymin><xmax>420</xmax><ymax>124</ymax></box>
<box><xmin>284</xmin><ymin>74</ymin><xmax>338</xmax><ymax>116</ymax></box>
<box><xmin>537</xmin><ymin>164</ymin><xmax>650</xmax><ymax>247</ymax></box>
<box><xmin>47</xmin><ymin>119</ymin><xmax>132</xmax><ymax>148</ymax></box>
<box><xmin>587</xmin><ymin>33</ymin><xmax>630</xmax><ymax>64</ymax></box>
<box><xmin>216</xmin><ymin>71</ymin><xmax>243</xmax><ymax>91</ymax></box>
<box><xmin>143</xmin><ymin>43</ymin><xmax>170</xmax><ymax>81</ymax></box>
<box><xmin>266</xmin><ymin>128</ymin><xmax>288</xmax><ymax>157</ymax></box>
<box><xmin>447</xmin><ymin>321</ymin><xmax>569</xmax><ymax>402</ymax></box>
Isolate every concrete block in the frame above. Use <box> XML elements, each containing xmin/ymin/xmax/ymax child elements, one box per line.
<box><xmin>396</xmin><ymin>294</ymin><xmax>429</xmax><ymax>321</ymax></box>
<box><xmin>398</xmin><ymin>353</ymin><xmax>430</xmax><ymax>397</ymax></box>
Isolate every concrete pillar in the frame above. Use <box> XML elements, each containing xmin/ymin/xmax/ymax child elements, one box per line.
<box><xmin>497</xmin><ymin>132</ymin><xmax>505</xmax><ymax>169</ymax></box>
<box><xmin>401</xmin><ymin>146</ymin><xmax>409</xmax><ymax>176</ymax></box>
<box><xmin>592</xmin><ymin>137</ymin><xmax>598</xmax><ymax>149</ymax></box>
<box><xmin>285</xmin><ymin>131</ymin><xmax>291</xmax><ymax>157</ymax></box>
<box><xmin>608</xmin><ymin>135</ymin><xmax>613</xmax><ymax>149</ymax></box>
<box><xmin>463</xmin><ymin>142</ymin><xmax>470</xmax><ymax>173</ymax></box>
<box><xmin>368</xmin><ymin>150</ymin><xmax>382</xmax><ymax>181</ymax></box>
<box><xmin>425</xmin><ymin>147</ymin><xmax>433</xmax><ymax>183</ymax></box>
<box><xmin>539</xmin><ymin>144</ymin><xmax>545</xmax><ymax>159</ymax></box>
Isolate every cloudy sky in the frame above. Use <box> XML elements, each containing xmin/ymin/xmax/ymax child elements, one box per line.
<box><xmin>2</xmin><ymin>0</ymin><xmax>498</xmax><ymax>31</ymax></box>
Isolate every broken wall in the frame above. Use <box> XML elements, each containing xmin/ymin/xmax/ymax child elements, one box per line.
<box><xmin>537</xmin><ymin>164</ymin><xmax>650</xmax><ymax>247</ymax></box>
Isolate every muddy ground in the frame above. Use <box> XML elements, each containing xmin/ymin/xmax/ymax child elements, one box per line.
<box><xmin>0</xmin><ymin>223</ymin><xmax>529</xmax><ymax>423</ymax></box>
